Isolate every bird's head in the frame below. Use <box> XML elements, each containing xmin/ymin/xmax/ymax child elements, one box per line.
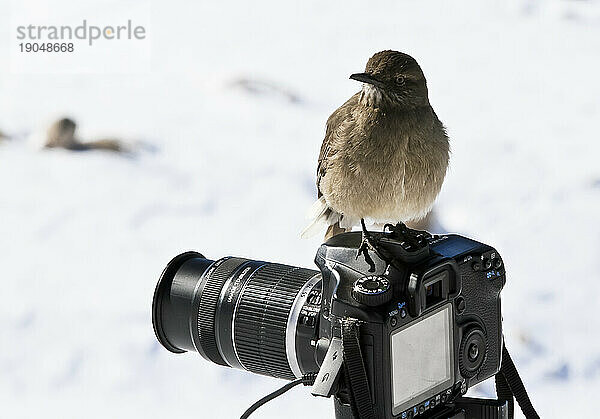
<box><xmin>351</xmin><ymin>50</ymin><xmax>429</xmax><ymax>109</ymax></box>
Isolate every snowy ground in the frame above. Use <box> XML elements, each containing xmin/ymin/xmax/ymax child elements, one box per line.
<box><xmin>1</xmin><ymin>0</ymin><xmax>599</xmax><ymax>418</ymax></box>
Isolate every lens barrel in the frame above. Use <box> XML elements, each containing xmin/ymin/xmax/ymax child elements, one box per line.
<box><xmin>152</xmin><ymin>252</ymin><xmax>322</xmax><ymax>380</ymax></box>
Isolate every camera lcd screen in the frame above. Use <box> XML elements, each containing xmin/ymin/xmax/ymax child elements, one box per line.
<box><xmin>390</xmin><ymin>304</ymin><xmax>454</xmax><ymax>414</ymax></box>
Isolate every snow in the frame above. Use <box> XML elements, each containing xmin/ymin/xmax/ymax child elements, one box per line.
<box><xmin>1</xmin><ymin>0</ymin><xmax>599</xmax><ymax>418</ymax></box>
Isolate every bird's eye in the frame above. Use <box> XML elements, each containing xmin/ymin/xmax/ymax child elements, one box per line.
<box><xmin>395</xmin><ymin>75</ymin><xmax>405</xmax><ymax>86</ymax></box>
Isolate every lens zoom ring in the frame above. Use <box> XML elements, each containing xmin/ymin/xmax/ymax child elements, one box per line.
<box><xmin>234</xmin><ymin>264</ymin><xmax>318</xmax><ymax>379</ymax></box>
<box><xmin>197</xmin><ymin>257</ymin><xmax>248</xmax><ymax>366</ymax></box>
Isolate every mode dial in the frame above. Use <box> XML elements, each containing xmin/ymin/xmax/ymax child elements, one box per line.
<box><xmin>351</xmin><ymin>276</ymin><xmax>393</xmax><ymax>306</ymax></box>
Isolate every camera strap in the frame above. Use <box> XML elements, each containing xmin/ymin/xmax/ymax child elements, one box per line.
<box><xmin>495</xmin><ymin>344</ymin><xmax>540</xmax><ymax>419</ymax></box>
<box><xmin>341</xmin><ymin>318</ymin><xmax>375</xmax><ymax>419</ymax></box>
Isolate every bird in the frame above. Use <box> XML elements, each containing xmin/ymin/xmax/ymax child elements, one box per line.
<box><xmin>45</xmin><ymin>117</ymin><xmax>126</xmax><ymax>152</ymax></box>
<box><xmin>301</xmin><ymin>50</ymin><xmax>450</xmax><ymax>241</ymax></box>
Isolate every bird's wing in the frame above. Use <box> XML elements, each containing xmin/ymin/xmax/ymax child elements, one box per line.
<box><xmin>316</xmin><ymin>93</ymin><xmax>360</xmax><ymax>197</ymax></box>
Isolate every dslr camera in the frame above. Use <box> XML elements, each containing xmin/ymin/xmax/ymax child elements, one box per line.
<box><xmin>152</xmin><ymin>224</ymin><xmax>525</xmax><ymax>419</ymax></box>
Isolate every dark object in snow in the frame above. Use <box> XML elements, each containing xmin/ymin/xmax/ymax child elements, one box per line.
<box><xmin>45</xmin><ymin>117</ymin><xmax>126</xmax><ymax>152</ymax></box>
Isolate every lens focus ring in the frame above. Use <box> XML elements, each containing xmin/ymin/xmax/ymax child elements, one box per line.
<box><xmin>196</xmin><ymin>257</ymin><xmax>249</xmax><ymax>366</ymax></box>
<box><xmin>234</xmin><ymin>264</ymin><xmax>319</xmax><ymax>380</ymax></box>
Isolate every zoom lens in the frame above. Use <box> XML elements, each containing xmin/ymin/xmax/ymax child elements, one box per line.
<box><xmin>152</xmin><ymin>251</ymin><xmax>322</xmax><ymax>380</ymax></box>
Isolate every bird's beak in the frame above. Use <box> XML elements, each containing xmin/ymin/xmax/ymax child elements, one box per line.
<box><xmin>349</xmin><ymin>73</ymin><xmax>385</xmax><ymax>88</ymax></box>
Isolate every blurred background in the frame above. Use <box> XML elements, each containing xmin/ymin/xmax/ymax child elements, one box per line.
<box><xmin>1</xmin><ymin>0</ymin><xmax>599</xmax><ymax>418</ymax></box>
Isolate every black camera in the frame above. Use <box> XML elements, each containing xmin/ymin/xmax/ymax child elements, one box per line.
<box><xmin>152</xmin><ymin>224</ymin><xmax>527</xmax><ymax>419</ymax></box>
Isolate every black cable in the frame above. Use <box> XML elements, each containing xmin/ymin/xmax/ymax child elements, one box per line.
<box><xmin>240</xmin><ymin>373</ymin><xmax>318</xmax><ymax>419</ymax></box>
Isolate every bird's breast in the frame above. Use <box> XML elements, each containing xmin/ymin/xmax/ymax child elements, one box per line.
<box><xmin>320</xmin><ymin>110</ymin><xmax>449</xmax><ymax>222</ymax></box>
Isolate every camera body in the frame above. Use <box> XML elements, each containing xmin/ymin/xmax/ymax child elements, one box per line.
<box><xmin>313</xmin><ymin>228</ymin><xmax>505</xmax><ymax>418</ymax></box>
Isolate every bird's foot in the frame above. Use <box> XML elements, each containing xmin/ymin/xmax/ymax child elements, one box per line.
<box><xmin>356</xmin><ymin>219</ymin><xmax>376</xmax><ymax>272</ymax></box>
<box><xmin>384</xmin><ymin>222</ymin><xmax>423</xmax><ymax>247</ymax></box>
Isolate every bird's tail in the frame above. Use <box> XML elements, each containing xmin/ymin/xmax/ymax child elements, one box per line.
<box><xmin>300</xmin><ymin>196</ymin><xmax>341</xmax><ymax>239</ymax></box>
